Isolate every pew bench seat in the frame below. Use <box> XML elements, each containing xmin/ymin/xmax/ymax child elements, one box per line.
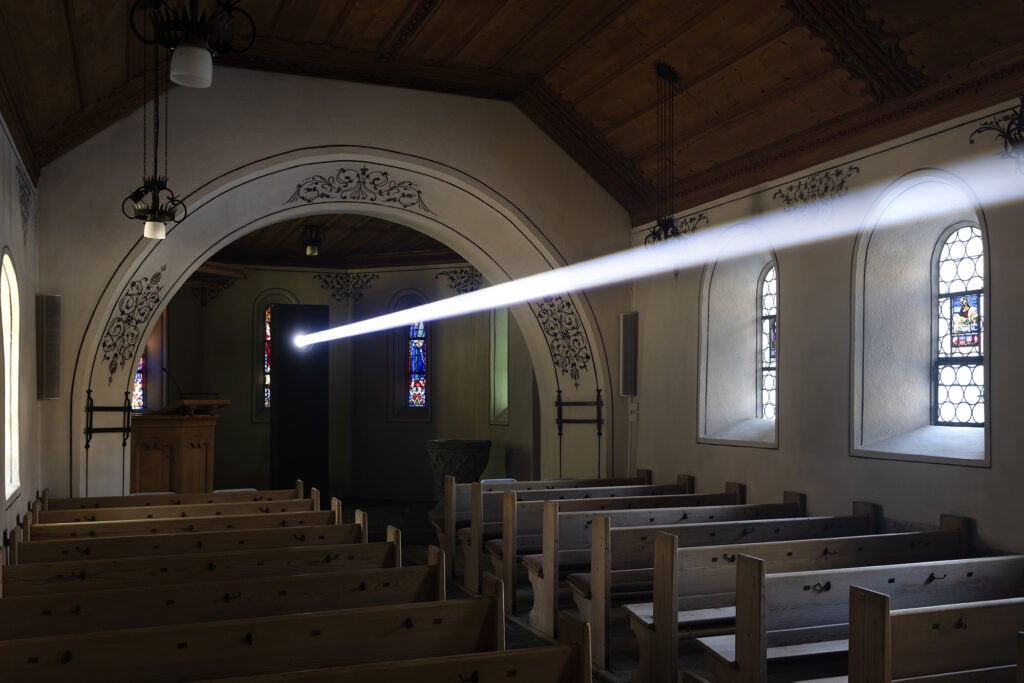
<box><xmin>566</xmin><ymin>568</ymin><xmax>656</xmax><ymax>610</ymax></box>
<box><xmin>624</xmin><ymin>601</ymin><xmax>737</xmax><ymax>636</ymax></box>
<box><xmin>699</xmin><ymin>625</ymin><xmax>850</xmax><ymax>669</ymax></box>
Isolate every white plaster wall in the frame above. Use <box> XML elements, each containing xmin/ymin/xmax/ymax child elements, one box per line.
<box><xmin>0</xmin><ymin>116</ymin><xmax>40</xmax><ymax>535</ymax></box>
<box><xmin>633</xmin><ymin>98</ymin><xmax>1024</xmax><ymax>552</ymax></box>
<box><xmin>33</xmin><ymin>69</ymin><xmax>631</xmax><ymax>496</ymax></box>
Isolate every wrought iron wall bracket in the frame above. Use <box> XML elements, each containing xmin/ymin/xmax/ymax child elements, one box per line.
<box><xmin>555</xmin><ymin>389</ymin><xmax>603</xmax><ymax>437</ymax></box>
<box><xmin>84</xmin><ymin>389</ymin><xmax>132</xmax><ymax>451</ymax></box>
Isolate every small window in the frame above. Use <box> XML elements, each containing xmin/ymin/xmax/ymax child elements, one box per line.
<box><xmin>407</xmin><ymin>321</ymin><xmax>427</xmax><ymax>408</ymax></box>
<box><xmin>263</xmin><ymin>305</ymin><xmax>272</xmax><ymax>409</ymax></box>
<box><xmin>2</xmin><ymin>253</ymin><xmax>20</xmax><ymax>501</ymax></box>
<box><xmin>253</xmin><ymin>289</ymin><xmax>298</xmax><ymax>422</ymax></box>
<box><xmin>131</xmin><ymin>357</ymin><xmax>145</xmax><ymax>410</ymax></box>
<box><xmin>758</xmin><ymin>264</ymin><xmax>778</xmax><ymax>420</ymax></box>
<box><xmin>935</xmin><ymin>225</ymin><xmax>984</xmax><ymax>426</ymax></box>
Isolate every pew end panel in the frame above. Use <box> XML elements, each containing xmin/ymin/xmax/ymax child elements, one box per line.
<box><xmin>309</xmin><ymin>487</ymin><xmax>321</xmax><ymax>511</ymax></box>
<box><xmin>851</xmin><ymin>501</ymin><xmax>883</xmax><ymax>532</ymax></box>
<box><xmin>653</xmin><ymin>531</ymin><xmax>681</xmax><ymax>683</ymax></box>
<box><xmin>502</xmin><ymin>491</ymin><xmax>518</xmax><ymax>613</ymax></box>
<box><xmin>939</xmin><ymin>514</ymin><xmax>975</xmax><ymax>555</ymax></box>
<box><xmin>557</xmin><ymin>613</ymin><xmax>593</xmax><ymax>683</ymax></box>
<box><xmin>295</xmin><ymin>479</ymin><xmax>304</xmax><ymax>499</ymax></box>
<box><xmin>782</xmin><ymin>491</ymin><xmax>807</xmax><ymax>516</ymax></box>
<box><xmin>41</xmin><ymin>487</ymin><xmax>50</xmax><ymax>511</ymax></box>
<box><xmin>725</xmin><ymin>482</ymin><xmax>747</xmax><ymax>504</ymax></box>
<box><xmin>676</xmin><ymin>474</ymin><xmax>694</xmax><ymax>492</ymax></box>
<box><xmin>442</xmin><ymin>474</ymin><xmax>457</xmax><ymax>579</ymax></box>
<box><xmin>481</xmin><ymin>572</ymin><xmax>507</xmax><ymax>651</ymax></box>
<box><xmin>330</xmin><ymin>497</ymin><xmax>342</xmax><ymax>524</ymax></box>
<box><xmin>591</xmin><ymin>512</ymin><xmax>612</xmax><ymax>669</ymax></box>
<box><xmin>466</xmin><ymin>482</ymin><xmax>484</xmax><ymax>594</ymax></box>
<box><xmin>386</xmin><ymin>525</ymin><xmax>402</xmax><ymax>567</ymax></box>
<box><xmin>849</xmin><ymin>586</ymin><xmax>891</xmax><ymax>683</ymax></box>
<box><xmin>426</xmin><ymin>545</ymin><xmax>447</xmax><ymax>600</ymax></box>
<box><xmin>352</xmin><ymin>508</ymin><xmax>368</xmax><ymax>540</ymax></box>
<box><xmin>1018</xmin><ymin>631</ymin><xmax>1024</xmax><ymax>683</ymax></box>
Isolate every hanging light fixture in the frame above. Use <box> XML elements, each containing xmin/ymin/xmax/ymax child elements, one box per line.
<box><xmin>129</xmin><ymin>0</ymin><xmax>255</xmax><ymax>89</ymax></box>
<box><xmin>122</xmin><ymin>22</ymin><xmax>186</xmax><ymax>240</ymax></box>
<box><xmin>302</xmin><ymin>225</ymin><xmax>325</xmax><ymax>257</ymax></box>
<box><xmin>646</xmin><ymin>61</ymin><xmax>684</xmax><ymax>244</ymax></box>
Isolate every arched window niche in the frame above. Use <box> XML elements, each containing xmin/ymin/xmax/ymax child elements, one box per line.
<box><xmin>2</xmin><ymin>251</ymin><xmax>20</xmax><ymax>502</ymax></box>
<box><xmin>852</xmin><ymin>173</ymin><xmax>989</xmax><ymax>465</ymax></box>
<box><xmin>698</xmin><ymin>225</ymin><xmax>779</xmax><ymax>448</ymax></box>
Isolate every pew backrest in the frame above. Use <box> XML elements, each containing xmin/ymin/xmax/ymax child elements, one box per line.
<box><xmin>35</xmin><ymin>494</ymin><xmax>320</xmax><ymax>524</ymax></box>
<box><xmin>41</xmin><ymin>481</ymin><xmax>305</xmax><ymax>510</ymax></box>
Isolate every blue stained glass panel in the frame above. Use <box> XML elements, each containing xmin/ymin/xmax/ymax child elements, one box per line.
<box><xmin>408</xmin><ymin>321</ymin><xmax>427</xmax><ymax>408</ymax></box>
<box><xmin>131</xmin><ymin>357</ymin><xmax>145</xmax><ymax>410</ymax></box>
<box><xmin>950</xmin><ymin>293</ymin><xmax>980</xmax><ymax>348</ymax></box>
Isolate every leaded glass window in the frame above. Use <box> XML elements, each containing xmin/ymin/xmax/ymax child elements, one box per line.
<box><xmin>131</xmin><ymin>357</ymin><xmax>145</xmax><ymax>410</ymax></box>
<box><xmin>408</xmin><ymin>321</ymin><xmax>427</xmax><ymax>408</ymax></box>
<box><xmin>759</xmin><ymin>264</ymin><xmax>778</xmax><ymax>419</ymax></box>
<box><xmin>263</xmin><ymin>306</ymin><xmax>272</xmax><ymax>409</ymax></box>
<box><xmin>936</xmin><ymin>225</ymin><xmax>984</xmax><ymax>425</ymax></box>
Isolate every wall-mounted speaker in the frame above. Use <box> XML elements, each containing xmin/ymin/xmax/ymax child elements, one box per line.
<box><xmin>36</xmin><ymin>294</ymin><xmax>61</xmax><ymax>399</ymax></box>
<box><xmin>619</xmin><ymin>311</ymin><xmax>638</xmax><ymax>397</ymax></box>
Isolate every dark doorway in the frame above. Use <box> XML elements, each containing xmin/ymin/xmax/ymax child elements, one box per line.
<box><xmin>269</xmin><ymin>304</ymin><xmax>330</xmax><ymax>504</ymax></box>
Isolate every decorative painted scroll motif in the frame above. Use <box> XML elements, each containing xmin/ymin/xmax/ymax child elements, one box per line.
<box><xmin>436</xmin><ymin>267</ymin><xmax>482</xmax><ymax>294</ymax></box>
<box><xmin>645</xmin><ymin>211</ymin><xmax>709</xmax><ymax>245</ymax></box>
<box><xmin>533</xmin><ymin>295</ymin><xmax>593</xmax><ymax>389</ymax></box>
<box><xmin>16</xmin><ymin>164</ymin><xmax>33</xmax><ymax>231</ymax></box>
<box><xmin>772</xmin><ymin>165</ymin><xmax>860</xmax><ymax>210</ymax></box>
<box><xmin>285</xmin><ymin>166</ymin><xmax>433</xmax><ymax>214</ymax></box>
<box><xmin>969</xmin><ymin>97</ymin><xmax>1024</xmax><ymax>174</ymax></box>
<box><xmin>101</xmin><ymin>266</ymin><xmax>166</xmax><ymax>383</ymax></box>
<box><xmin>314</xmin><ymin>272</ymin><xmax>380</xmax><ymax>302</ymax></box>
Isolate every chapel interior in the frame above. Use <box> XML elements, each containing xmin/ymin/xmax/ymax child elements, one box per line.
<box><xmin>1</xmin><ymin>0</ymin><xmax>1024</xmax><ymax>680</ymax></box>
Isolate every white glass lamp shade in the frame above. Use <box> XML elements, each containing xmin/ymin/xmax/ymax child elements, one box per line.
<box><xmin>170</xmin><ymin>44</ymin><xmax>213</xmax><ymax>88</ymax></box>
<box><xmin>144</xmin><ymin>220</ymin><xmax>167</xmax><ymax>240</ymax></box>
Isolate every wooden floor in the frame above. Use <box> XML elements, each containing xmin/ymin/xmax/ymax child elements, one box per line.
<box><xmin>351</xmin><ymin>497</ymin><xmax>850</xmax><ymax>683</ymax></box>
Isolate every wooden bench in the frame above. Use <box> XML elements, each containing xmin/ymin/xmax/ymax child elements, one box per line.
<box><xmin>11</xmin><ymin>513</ymin><xmax>367</xmax><ymax>564</ymax></box>
<box><xmin>698</xmin><ymin>553</ymin><xmax>1024</xmax><ymax>682</ymax></box>
<box><xmin>193</xmin><ymin>613</ymin><xmax>591</xmax><ymax>683</ymax></box>
<box><xmin>434</xmin><ymin>469</ymin><xmax>656</xmax><ymax>577</ymax></box>
<box><xmin>39</xmin><ymin>481</ymin><xmax>306</xmax><ymax>510</ymax></box>
<box><xmin>22</xmin><ymin>500</ymin><xmax>344</xmax><ymax>541</ymax></box>
<box><xmin>627</xmin><ymin>517</ymin><xmax>972</xmax><ymax>683</ymax></box>
<box><xmin>491</xmin><ymin>486</ymin><xmax>750</xmax><ymax>611</ymax></box>
<box><xmin>462</xmin><ymin>476</ymin><xmax>697</xmax><ymax>593</ymax></box>
<box><xmin>32</xmin><ymin>491</ymin><xmax>321</xmax><ymax>524</ymax></box>
<box><xmin>0</xmin><ymin>573</ymin><xmax>506</xmax><ymax>683</ymax></box>
<box><xmin>0</xmin><ymin>545</ymin><xmax>445</xmax><ymax>640</ymax></box>
<box><xmin>522</xmin><ymin>492</ymin><xmax>810</xmax><ymax>639</ymax></box>
<box><xmin>570</xmin><ymin>503</ymin><xmax>881</xmax><ymax>668</ymax></box>
<box><xmin>849</xmin><ymin>586</ymin><xmax>1024</xmax><ymax>682</ymax></box>
<box><xmin>0</xmin><ymin>527</ymin><xmax>402</xmax><ymax>597</ymax></box>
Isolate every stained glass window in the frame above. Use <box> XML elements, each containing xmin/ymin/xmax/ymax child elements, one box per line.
<box><xmin>936</xmin><ymin>226</ymin><xmax>984</xmax><ymax>425</ymax></box>
<box><xmin>263</xmin><ymin>306</ymin><xmax>272</xmax><ymax>409</ymax></box>
<box><xmin>408</xmin><ymin>321</ymin><xmax>427</xmax><ymax>408</ymax></box>
<box><xmin>131</xmin><ymin>357</ymin><xmax>145</xmax><ymax>410</ymax></box>
<box><xmin>759</xmin><ymin>264</ymin><xmax>777</xmax><ymax>419</ymax></box>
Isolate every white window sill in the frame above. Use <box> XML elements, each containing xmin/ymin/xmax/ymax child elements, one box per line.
<box><xmin>699</xmin><ymin>418</ymin><xmax>777</xmax><ymax>449</ymax></box>
<box><xmin>853</xmin><ymin>425</ymin><xmax>987</xmax><ymax>466</ymax></box>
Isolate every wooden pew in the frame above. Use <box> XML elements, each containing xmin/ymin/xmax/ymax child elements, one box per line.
<box><xmin>0</xmin><ymin>527</ymin><xmax>402</xmax><ymax>596</ymax></box>
<box><xmin>11</xmin><ymin>512</ymin><xmax>367</xmax><ymax>564</ymax></box>
<box><xmin>522</xmin><ymin>492</ymin><xmax>810</xmax><ymax>639</ymax></box>
<box><xmin>0</xmin><ymin>546</ymin><xmax>445</xmax><ymax>640</ymax></box>
<box><xmin>492</xmin><ymin>486</ymin><xmax>751</xmax><ymax>611</ymax></box>
<box><xmin>699</xmin><ymin>553</ymin><xmax>1024</xmax><ymax>682</ymax></box>
<box><xmin>193</xmin><ymin>613</ymin><xmax>591</xmax><ymax>683</ymax></box>
<box><xmin>40</xmin><ymin>480</ymin><xmax>305</xmax><ymax>510</ymax></box>
<box><xmin>32</xmin><ymin>491</ymin><xmax>321</xmax><ymax>524</ymax></box>
<box><xmin>571</xmin><ymin>503</ymin><xmax>881</xmax><ymax>668</ymax></box>
<box><xmin>849</xmin><ymin>586</ymin><xmax>1024</xmax><ymax>682</ymax></box>
<box><xmin>462</xmin><ymin>476</ymin><xmax>699</xmax><ymax>593</ymax></box>
<box><xmin>22</xmin><ymin>502</ymin><xmax>343</xmax><ymax>541</ymax></box>
<box><xmin>435</xmin><ymin>468</ymin><xmax>657</xmax><ymax>577</ymax></box>
<box><xmin>0</xmin><ymin>574</ymin><xmax>506</xmax><ymax>683</ymax></box>
<box><xmin>628</xmin><ymin>517</ymin><xmax>971</xmax><ymax>683</ymax></box>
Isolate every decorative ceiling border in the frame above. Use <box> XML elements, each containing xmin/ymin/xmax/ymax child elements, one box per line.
<box><xmin>772</xmin><ymin>164</ymin><xmax>860</xmax><ymax>210</ymax></box>
<box><xmin>435</xmin><ymin>266</ymin><xmax>483</xmax><ymax>294</ymax></box>
<box><xmin>314</xmin><ymin>272</ymin><xmax>381</xmax><ymax>302</ymax></box>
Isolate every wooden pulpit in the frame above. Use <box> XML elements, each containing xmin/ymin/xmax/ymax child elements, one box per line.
<box><xmin>130</xmin><ymin>399</ymin><xmax>230</xmax><ymax>493</ymax></box>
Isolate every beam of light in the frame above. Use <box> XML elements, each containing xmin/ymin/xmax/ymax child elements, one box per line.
<box><xmin>295</xmin><ymin>150</ymin><xmax>1015</xmax><ymax>348</ymax></box>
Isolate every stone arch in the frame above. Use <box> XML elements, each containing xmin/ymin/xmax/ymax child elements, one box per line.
<box><xmin>69</xmin><ymin>147</ymin><xmax>612</xmax><ymax>495</ymax></box>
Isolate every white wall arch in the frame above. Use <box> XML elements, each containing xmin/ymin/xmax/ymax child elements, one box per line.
<box><xmin>851</xmin><ymin>168</ymin><xmax>989</xmax><ymax>466</ymax></box>
<box><xmin>65</xmin><ymin>147</ymin><xmax>619</xmax><ymax>495</ymax></box>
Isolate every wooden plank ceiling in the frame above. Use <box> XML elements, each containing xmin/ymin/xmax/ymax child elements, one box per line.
<box><xmin>2</xmin><ymin>0</ymin><xmax>1024</xmax><ymax>266</ymax></box>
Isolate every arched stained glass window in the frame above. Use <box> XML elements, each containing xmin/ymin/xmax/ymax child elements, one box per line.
<box><xmin>408</xmin><ymin>321</ymin><xmax>427</xmax><ymax>408</ymax></box>
<box><xmin>263</xmin><ymin>306</ymin><xmax>272</xmax><ymax>409</ymax></box>
<box><xmin>2</xmin><ymin>253</ymin><xmax>20</xmax><ymax>501</ymax></box>
<box><xmin>131</xmin><ymin>357</ymin><xmax>145</xmax><ymax>410</ymax></box>
<box><xmin>759</xmin><ymin>264</ymin><xmax>778</xmax><ymax>419</ymax></box>
<box><xmin>935</xmin><ymin>225</ymin><xmax>984</xmax><ymax>425</ymax></box>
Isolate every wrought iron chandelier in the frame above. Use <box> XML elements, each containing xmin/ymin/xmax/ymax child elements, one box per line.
<box><xmin>302</xmin><ymin>225</ymin><xmax>324</xmax><ymax>257</ymax></box>
<box><xmin>121</xmin><ymin>28</ymin><xmax>185</xmax><ymax>240</ymax></box>
<box><xmin>129</xmin><ymin>0</ymin><xmax>255</xmax><ymax>89</ymax></box>
<box><xmin>646</xmin><ymin>61</ymin><xmax>684</xmax><ymax>244</ymax></box>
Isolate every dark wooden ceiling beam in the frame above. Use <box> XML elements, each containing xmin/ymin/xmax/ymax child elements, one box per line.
<box><xmin>531</xmin><ymin>0</ymin><xmax>633</xmax><ymax>75</ymax></box>
<box><xmin>633</xmin><ymin>46</ymin><xmax>1024</xmax><ymax>225</ymax></box>
<box><xmin>378</xmin><ymin>0</ymin><xmax>442</xmax><ymax>63</ymax></box>
<box><xmin>220</xmin><ymin>39</ymin><xmax>533</xmax><ymax>100</ymax></box>
<box><xmin>516</xmin><ymin>80</ymin><xmax>653</xmax><ymax>214</ymax></box>
<box><xmin>787</xmin><ymin>0</ymin><xmax>928</xmax><ymax>102</ymax></box>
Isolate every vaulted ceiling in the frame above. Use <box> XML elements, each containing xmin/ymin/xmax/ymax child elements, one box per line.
<box><xmin>2</xmin><ymin>0</ymin><xmax>1024</xmax><ymax>230</ymax></box>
